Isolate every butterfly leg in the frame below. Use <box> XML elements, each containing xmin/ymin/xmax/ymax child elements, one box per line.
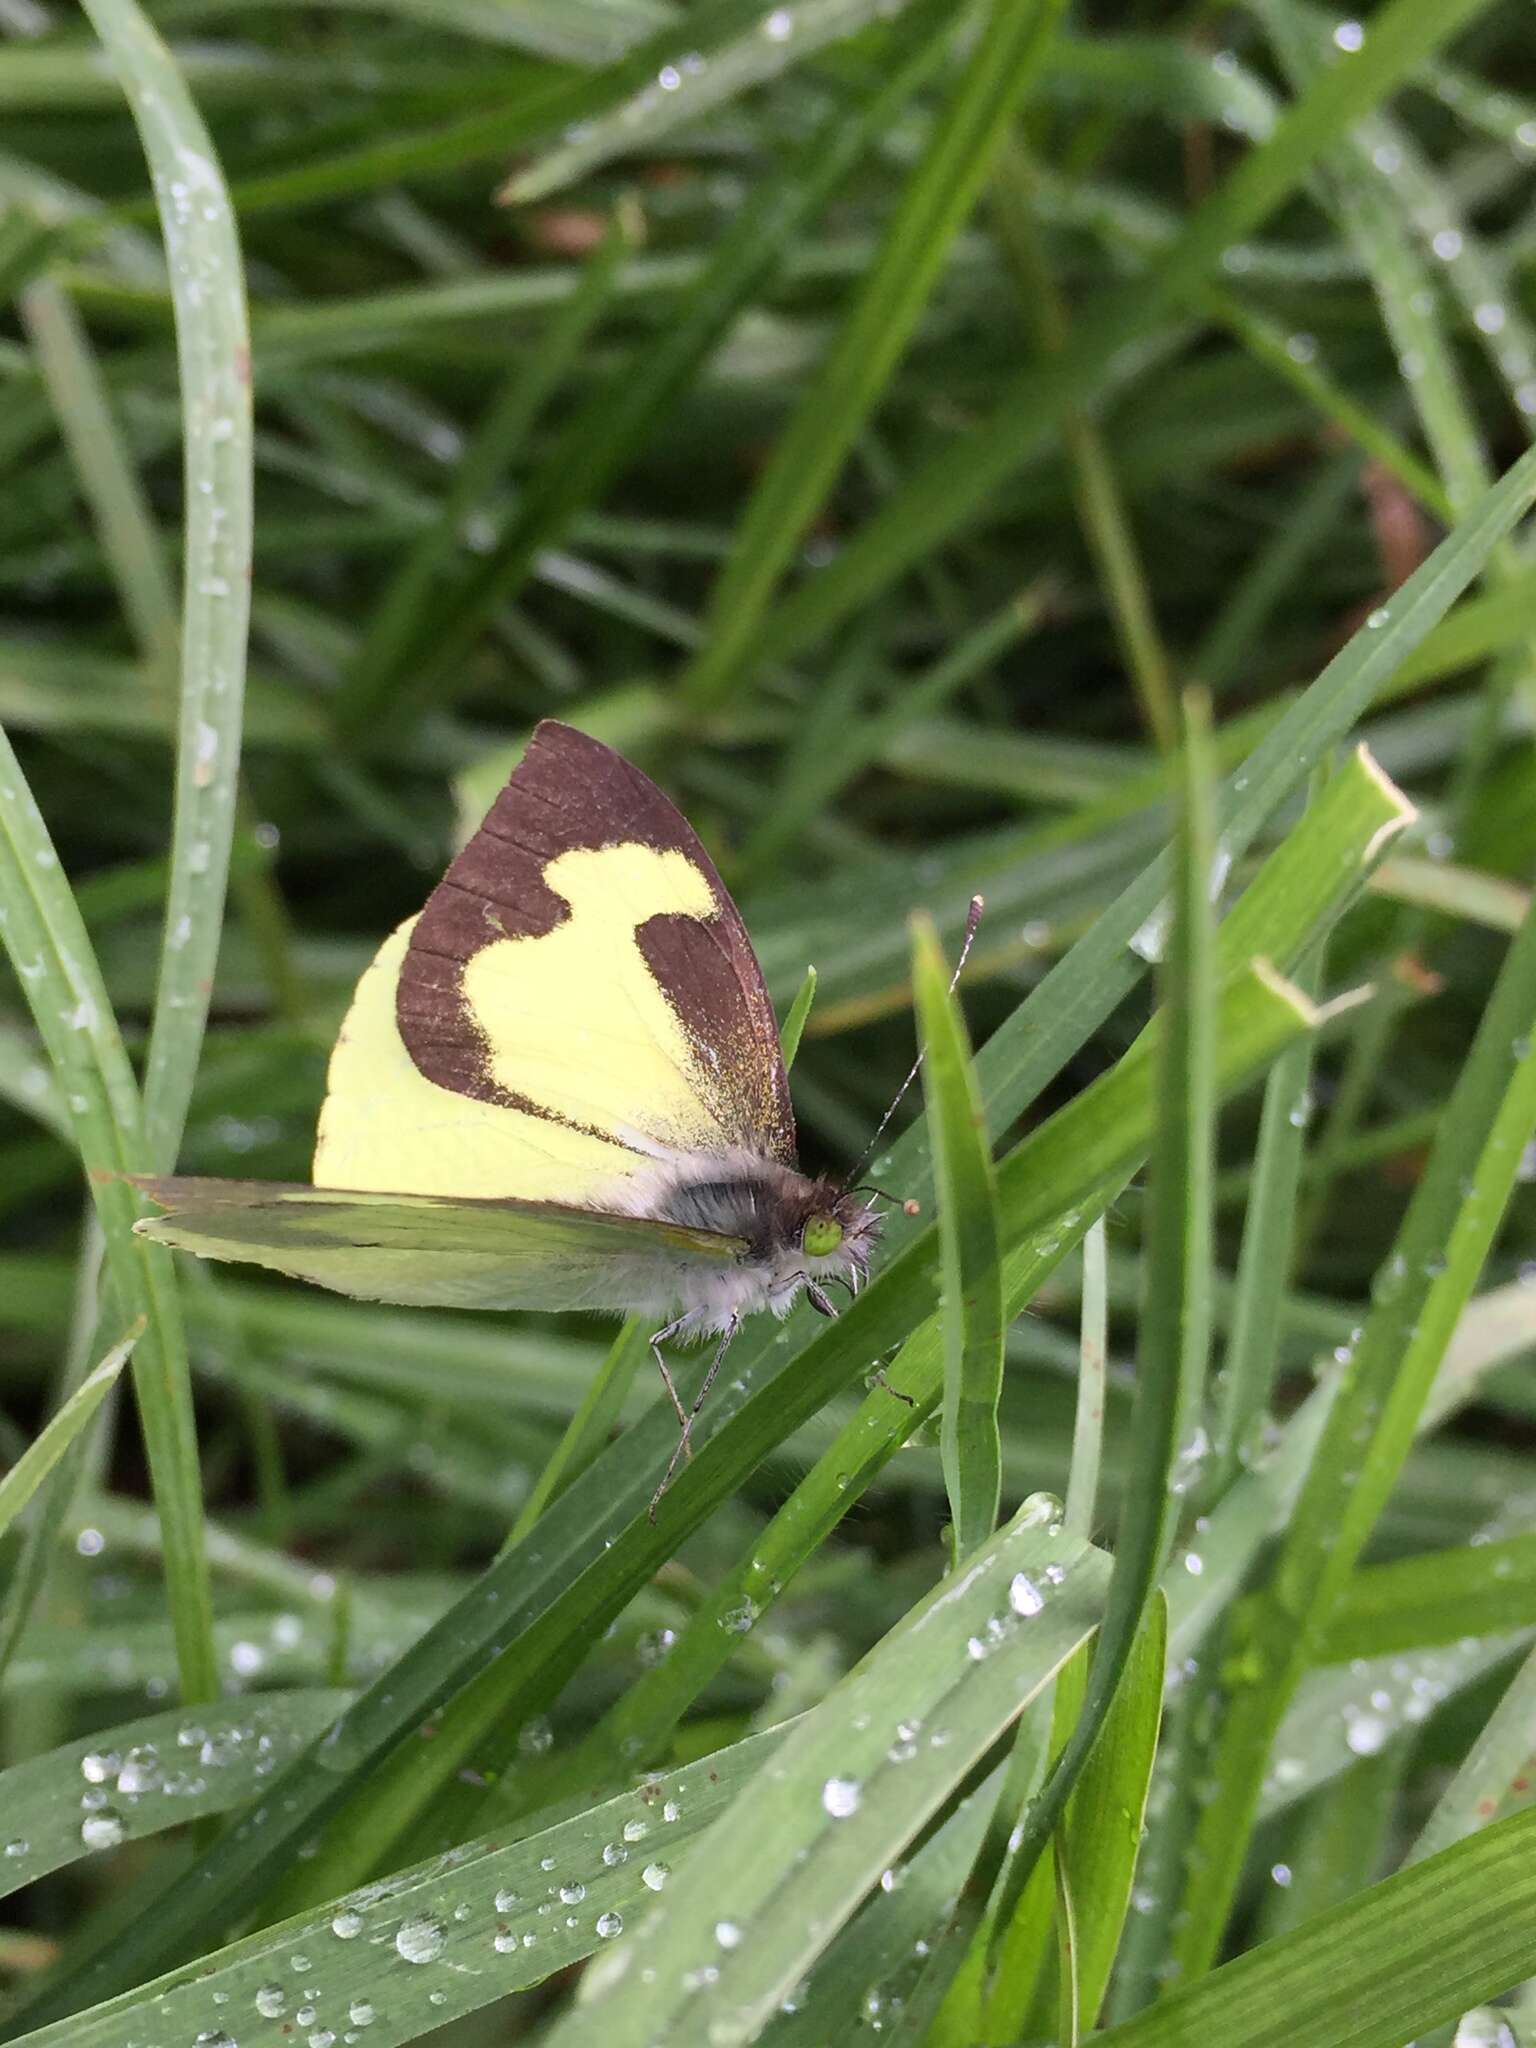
<box><xmin>649</xmin><ymin>1315</ymin><xmax>693</xmax><ymax>1436</ymax></box>
<box><xmin>649</xmin><ymin>1314</ymin><xmax>740</xmax><ymax>1520</ymax></box>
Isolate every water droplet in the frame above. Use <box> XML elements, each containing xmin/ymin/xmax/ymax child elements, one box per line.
<box><xmin>822</xmin><ymin>1777</ymin><xmax>860</xmax><ymax>1819</ymax></box>
<box><xmin>331</xmin><ymin>1910</ymin><xmax>364</xmax><ymax>1939</ymax></box>
<box><xmin>3</xmin><ymin>1839</ymin><xmax>27</xmax><ymax>1859</ymax></box>
<box><xmin>394</xmin><ymin>1913</ymin><xmax>446</xmax><ymax>1964</ymax></box>
<box><xmin>1345</xmin><ymin>1709</ymin><xmax>1388</xmax><ymax>1756</ymax></box>
<box><xmin>80</xmin><ymin>1808</ymin><xmax>124</xmax><ymax>1850</ymax></box>
<box><xmin>1474</xmin><ymin>302</ymin><xmax>1508</xmax><ymax>335</ymax></box>
<box><xmin>256</xmin><ymin>1983</ymin><xmax>287</xmax><ymax>2016</ymax></box>
<box><xmin>1432</xmin><ymin>227</ymin><xmax>1464</xmax><ymax>262</ymax></box>
<box><xmin>596</xmin><ymin>1910</ymin><xmax>624</xmax><ymax>1938</ymax></box>
<box><xmin>494</xmin><ymin>1887</ymin><xmax>518</xmax><ymax>1912</ymax></box>
<box><xmin>763</xmin><ymin>6</ymin><xmax>793</xmax><ymax>37</ymax></box>
<box><xmin>558</xmin><ymin>1882</ymin><xmax>586</xmax><ymax>1904</ymax></box>
<box><xmin>657</xmin><ymin>63</ymin><xmax>681</xmax><ymax>88</ymax></box>
<box><xmin>622</xmin><ymin>1818</ymin><xmax>648</xmax><ymax>1843</ymax></box>
<box><xmin>494</xmin><ymin>1927</ymin><xmax>518</xmax><ymax>1952</ymax></box>
<box><xmin>80</xmin><ymin>1749</ymin><xmax>119</xmax><ymax>1784</ymax></box>
<box><xmin>716</xmin><ymin>1920</ymin><xmax>742</xmax><ymax>1948</ymax></box>
<box><xmin>1332</xmin><ymin>19</ymin><xmax>1363</xmax><ymax>49</ymax></box>
<box><xmin>642</xmin><ymin>1861</ymin><xmax>670</xmax><ymax>1890</ymax></box>
<box><xmin>1286</xmin><ymin>332</ymin><xmax>1318</xmax><ymax>364</ymax></box>
<box><xmin>1007</xmin><ymin>1572</ymin><xmax>1045</xmax><ymax>1617</ymax></box>
<box><xmin>349</xmin><ymin>1999</ymin><xmax>376</xmax><ymax>2027</ymax></box>
<box><xmin>193</xmin><ymin>2033</ymin><xmax>236</xmax><ymax>2048</ymax></box>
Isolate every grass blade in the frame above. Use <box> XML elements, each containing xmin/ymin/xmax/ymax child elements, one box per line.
<box><xmin>913</xmin><ymin>910</ymin><xmax>1005</xmax><ymax>1562</ymax></box>
<box><xmin>79</xmin><ymin>0</ymin><xmax>254</xmax><ymax>1169</ymax></box>
<box><xmin>0</xmin><ymin>1321</ymin><xmax>139</xmax><ymax>1543</ymax></box>
<box><xmin>1096</xmin><ymin>1809</ymin><xmax>1536</xmax><ymax>2048</ymax></box>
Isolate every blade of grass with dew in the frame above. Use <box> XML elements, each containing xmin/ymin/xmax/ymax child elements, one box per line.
<box><xmin>980</xmin><ymin>691</ymin><xmax>1219</xmax><ymax>1971</ymax></box>
<box><xmin>1172</xmin><ymin>894</ymin><xmax>1536</xmax><ymax>1981</ymax></box>
<box><xmin>0</xmin><ymin>1321</ymin><xmax>139</xmax><ymax>1543</ymax></box>
<box><xmin>749</xmin><ymin>0</ymin><xmax>1509</xmax><ymax>678</ymax></box>
<box><xmin>80</xmin><ymin>0</ymin><xmax>254</xmax><ymax>1172</ymax></box>
<box><xmin>913</xmin><ymin>910</ymin><xmax>1005</xmax><ymax>1563</ymax></box>
<box><xmin>542</xmin><ymin>1503</ymin><xmax>1111</xmax><ymax>2048</ymax></box>
<box><xmin>502</xmin><ymin>0</ymin><xmax>934</xmax><ymax>203</ymax></box>
<box><xmin>7</xmin><ymin>1725</ymin><xmax>798</xmax><ymax>2048</ymax></box>
<box><xmin>0</xmin><ymin>732</ymin><xmax>216</xmax><ymax>1705</ymax></box>
<box><xmin>0</xmin><ymin>1688</ymin><xmax>351</xmax><ymax>1903</ymax></box>
<box><xmin>17</xmin><ymin>471</ymin><xmax>1492</xmax><ymax>2017</ymax></box>
<box><xmin>1095</xmin><ymin>1806</ymin><xmax>1536</xmax><ymax>2048</ymax></box>
<box><xmin>680</xmin><ymin>0</ymin><xmax>1067</xmax><ymax>712</ymax></box>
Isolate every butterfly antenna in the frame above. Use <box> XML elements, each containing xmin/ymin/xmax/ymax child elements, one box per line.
<box><xmin>843</xmin><ymin>895</ymin><xmax>984</xmax><ymax>1195</ymax></box>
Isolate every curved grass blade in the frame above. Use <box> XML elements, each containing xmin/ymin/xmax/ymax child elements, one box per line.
<box><xmin>79</xmin><ymin>0</ymin><xmax>253</xmax><ymax>1170</ymax></box>
<box><xmin>0</xmin><ymin>1689</ymin><xmax>350</xmax><ymax>1903</ymax></box>
<box><xmin>1096</xmin><ymin>1807</ymin><xmax>1536</xmax><ymax>2048</ymax></box>
<box><xmin>0</xmin><ymin>1321</ymin><xmax>138</xmax><ymax>1546</ymax></box>
<box><xmin>913</xmin><ymin>910</ymin><xmax>1005</xmax><ymax>1562</ymax></box>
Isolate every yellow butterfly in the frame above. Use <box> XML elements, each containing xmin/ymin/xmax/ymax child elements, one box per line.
<box><xmin>137</xmin><ymin>722</ymin><xmax>881</xmax><ymax>1497</ymax></box>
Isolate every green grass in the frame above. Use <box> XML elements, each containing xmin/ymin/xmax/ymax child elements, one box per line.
<box><xmin>2</xmin><ymin>1</ymin><xmax>1536</xmax><ymax>2044</ymax></box>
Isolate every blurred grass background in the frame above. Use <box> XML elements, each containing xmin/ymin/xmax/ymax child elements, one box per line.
<box><xmin>3</xmin><ymin>0</ymin><xmax>1536</xmax><ymax>2041</ymax></box>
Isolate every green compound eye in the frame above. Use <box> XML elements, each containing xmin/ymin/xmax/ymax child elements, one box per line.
<box><xmin>802</xmin><ymin>1214</ymin><xmax>845</xmax><ymax>1259</ymax></box>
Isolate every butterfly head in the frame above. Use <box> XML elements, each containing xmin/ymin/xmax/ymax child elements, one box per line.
<box><xmin>792</xmin><ymin>1178</ymin><xmax>882</xmax><ymax>1302</ymax></box>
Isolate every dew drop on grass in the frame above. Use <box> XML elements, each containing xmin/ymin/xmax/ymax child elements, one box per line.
<box><xmin>596</xmin><ymin>1910</ymin><xmax>624</xmax><ymax>1938</ymax></box>
<box><xmin>349</xmin><ymin>2000</ymin><xmax>376</xmax><ymax>2027</ymax></box>
<box><xmin>494</xmin><ymin>1887</ymin><xmax>518</xmax><ymax>1911</ymax></box>
<box><xmin>394</xmin><ymin>1913</ymin><xmax>446</xmax><ymax>1963</ymax></box>
<box><xmin>256</xmin><ymin>1982</ymin><xmax>286</xmax><ymax>2016</ymax></box>
<box><xmin>716</xmin><ymin>1920</ymin><xmax>742</xmax><ymax>1948</ymax></box>
<box><xmin>642</xmin><ymin>1862</ymin><xmax>670</xmax><ymax>1890</ymax></box>
<box><xmin>80</xmin><ymin>1809</ymin><xmax>124</xmax><ymax>1850</ymax></box>
<box><xmin>331</xmin><ymin>1909</ymin><xmax>364</xmax><ymax>1938</ymax></box>
<box><xmin>559</xmin><ymin>1882</ymin><xmax>586</xmax><ymax>1904</ymax></box>
<box><xmin>1008</xmin><ymin>1573</ymin><xmax>1044</xmax><ymax>1617</ymax></box>
<box><xmin>822</xmin><ymin>1777</ymin><xmax>860</xmax><ymax>1819</ymax></box>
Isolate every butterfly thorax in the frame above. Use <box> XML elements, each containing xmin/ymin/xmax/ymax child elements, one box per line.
<box><xmin>607</xmin><ymin>1150</ymin><xmax>881</xmax><ymax>1337</ymax></box>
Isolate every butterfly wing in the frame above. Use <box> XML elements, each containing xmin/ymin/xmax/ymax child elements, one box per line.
<box><xmin>314</xmin><ymin>720</ymin><xmax>795</xmax><ymax>1207</ymax></box>
<box><xmin>135</xmin><ymin>1178</ymin><xmax>747</xmax><ymax>1314</ymax></box>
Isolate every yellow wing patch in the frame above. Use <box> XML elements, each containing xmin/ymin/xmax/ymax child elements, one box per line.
<box><xmin>467</xmin><ymin>842</ymin><xmax>738</xmax><ymax>1150</ymax></box>
<box><xmin>314</xmin><ymin>919</ymin><xmax>638</xmax><ymax>1203</ymax></box>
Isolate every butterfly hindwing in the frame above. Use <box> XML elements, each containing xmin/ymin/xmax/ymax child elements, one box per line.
<box><xmin>314</xmin><ymin>721</ymin><xmax>794</xmax><ymax>1208</ymax></box>
<box><xmin>134</xmin><ymin>1178</ymin><xmax>747</xmax><ymax>1314</ymax></box>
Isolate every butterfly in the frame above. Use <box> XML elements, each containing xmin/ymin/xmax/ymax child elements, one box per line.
<box><xmin>136</xmin><ymin>721</ymin><xmax>883</xmax><ymax>1504</ymax></box>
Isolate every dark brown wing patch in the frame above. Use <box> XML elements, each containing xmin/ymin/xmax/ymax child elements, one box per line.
<box><xmin>396</xmin><ymin>721</ymin><xmax>796</xmax><ymax>1161</ymax></box>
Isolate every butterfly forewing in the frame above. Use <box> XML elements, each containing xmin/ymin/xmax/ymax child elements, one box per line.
<box><xmin>314</xmin><ymin>721</ymin><xmax>795</xmax><ymax>1209</ymax></box>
